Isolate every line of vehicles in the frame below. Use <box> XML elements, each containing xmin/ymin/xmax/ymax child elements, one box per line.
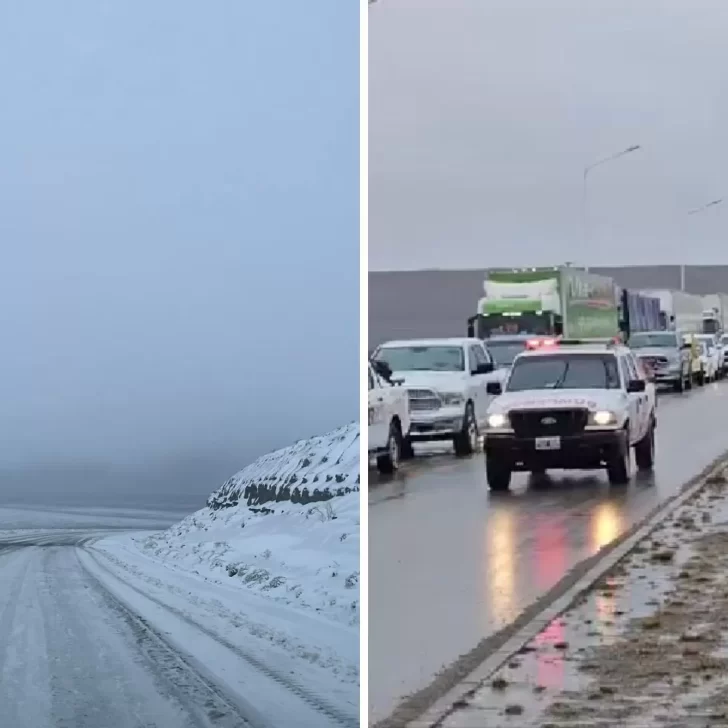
<box><xmin>368</xmin><ymin>265</ymin><xmax>728</xmax><ymax>487</ymax></box>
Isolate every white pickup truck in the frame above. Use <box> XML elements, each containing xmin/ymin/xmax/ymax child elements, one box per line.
<box><xmin>372</xmin><ymin>337</ymin><xmax>507</xmax><ymax>457</ymax></box>
<box><xmin>483</xmin><ymin>340</ymin><xmax>657</xmax><ymax>490</ymax></box>
<box><xmin>368</xmin><ymin>360</ymin><xmax>411</xmax><ymax>474</ymax></box>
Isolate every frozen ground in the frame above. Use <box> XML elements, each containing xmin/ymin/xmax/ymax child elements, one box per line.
<box><xmin>0</xmin><ymin>423</ymin><xmax>360</xmax><ymax>727</ymax></box>
<box><xmin>441</xmin><ymin>466</ymin><xmax>728</xmax><ymax>728</ymax></box>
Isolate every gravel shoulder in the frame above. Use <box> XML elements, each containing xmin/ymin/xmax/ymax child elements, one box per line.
<box><xmin>441</xmin><ymin>468</ymin><xmax>728</xmax><ymax>728</ymax></box>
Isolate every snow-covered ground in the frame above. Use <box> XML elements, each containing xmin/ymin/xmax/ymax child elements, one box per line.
<box><xmin>92</xmin><ymin>422</ymin><xmax>360</xmax><ymax>725</ymax></box>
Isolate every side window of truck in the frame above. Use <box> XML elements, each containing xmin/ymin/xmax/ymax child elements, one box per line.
<box><xmin>477</xmin><ymin>343</ymin><xmax>492</xmax><ymax>365</ymax></box>
<box><xmin>468</xmin><ymin>346</ymin><xmax>481</xmax><ymax>373</ymax></box>
<box><xmin>368</xmin><ymin>368</ymin><xmax>375</xmax><ymax>391</ymax></box>
<box><xmin>628</xmin><ymin>353</ymin><xmax>646</xmax><ymax>381</ymax></box>
<box><xmin>619</xmin><ymin>357</ymin><xmax>632</xmax><ymax>389</ymax></box>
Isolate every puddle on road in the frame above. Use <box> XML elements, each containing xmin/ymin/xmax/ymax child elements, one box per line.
<box><xmin>442</xmin><ymin>472</ymin><xmax>728</xmax><ymax>728</ymax></box>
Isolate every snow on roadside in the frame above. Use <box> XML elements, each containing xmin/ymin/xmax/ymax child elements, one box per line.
<box><xmin>137</xmin><ymin>422</ymin><xmax>360</xmax><ymax>626</ymax></box>
<box><xmin>441</xmin><ymin>467</ymin><xmax>728</xmax><ymax>728</ymax></box>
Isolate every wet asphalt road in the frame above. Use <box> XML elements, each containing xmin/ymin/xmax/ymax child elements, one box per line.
<box><xmin>368</xmin><ymin>380</ymin><xmax>728</xmax><ymax>723</ymax></box>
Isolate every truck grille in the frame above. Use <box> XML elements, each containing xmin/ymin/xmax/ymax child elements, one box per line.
<box><xmin>509</xmin><ymin>408</ymin><xmax>588</xmax><ymax>438</ymax></box>
<box><xmin>406</xmin><ymin>388</ymin><xmax>441</xmax><ymax>412</ymax></box>
<box><xmin>640</xmin><ymin>356</ymin><xmax>668</xmax><ymax>368</ymax></box>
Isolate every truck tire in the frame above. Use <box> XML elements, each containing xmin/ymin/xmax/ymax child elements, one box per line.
<box><xmin>401</xmin><ymin>436</ymin><xmax>415</xmax><ymax>461</ymax></box>
<box><xmin>486</xmin><ymin>454</ymin><xmax>511</xmax><ymax>491</ymax></box>
<box><xmin>376</xmin><ymin>421</ymin><xmax>402</xmax><ymax>475</ymax></box>
<box><xmin>634</xmin><ymin>419</ymin><xmax>655</xmax><ymax>471</ymax></box>
<box><xmin>453</xmin><ymin>403</ymin><xmax>479</xmax><ymax>457</ymax></box>
<box><xmin>606</xmin><ymin>429</ymin><xmax>631</xmax><ymax>485</ymax></box>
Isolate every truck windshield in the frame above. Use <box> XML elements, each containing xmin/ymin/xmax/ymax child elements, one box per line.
<box><xmin>376</xmin><ymin>345</ymin><xmax>465</xmax><ymax>372</ymax></box>
<box><xmin>629</xmin><ymin>332</ymin><xmax>677</xmax><ymax>348</ymax></box>
<box><xmin>507</xmin><ymin>354</ymin><xmax>621</xmax><ymax>391</ymax></box>
<box><xmin>485</xmin><ymin>340</ymin><xmax>527</xmax><ymax>367</ymax></box>
<box><xmin>473</xmin><ymin>312</ymin><xmax>555</xmax><ymax>338</ymax></box>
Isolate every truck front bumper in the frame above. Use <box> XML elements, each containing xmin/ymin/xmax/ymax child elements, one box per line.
<box><xmin>485</xmin><ymin>430</ymin><xmax>627</xmax><ymax>471</ymax></box>
<box><xmin>409</xmin><ymin>407</ymin><xmax>464</xmax><ymax>442</ymax></box>
<box><xmin>648</xmin><ymin>364</ymin><xmax>683</xmax><ymax>384</ymax></box>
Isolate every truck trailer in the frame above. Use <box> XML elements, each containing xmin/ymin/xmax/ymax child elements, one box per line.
<box><xmin>639</xmin><ymin>289</ymin><xmax>704</xmax><ymax>333</ymax></box>
<box><xmin>618</xmin><ymin>288</ymin><xmax>664</xmax><ymax>340</ymax></box>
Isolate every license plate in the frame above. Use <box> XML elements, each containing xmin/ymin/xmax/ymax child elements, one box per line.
<box><xmin>535</xmin><ymin>436</ymin><xmax>561</xmax><ymax>451</ymax></box>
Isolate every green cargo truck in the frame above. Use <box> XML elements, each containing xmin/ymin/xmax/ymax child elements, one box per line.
<box><xmin>467</xmin><ymin>267</ymin><xmax>620</xmax><ymax>340</ymax></box>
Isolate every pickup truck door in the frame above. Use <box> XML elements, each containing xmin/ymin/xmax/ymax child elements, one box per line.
<box><xmin>368</xmin><ymin>367</ymin><xmax>390</xmax><ymax>451</ymax></box>
<box><xmin>620</xmin><ymin>357</ymin><xmax>640</xmax><ymax>443</ymax></box>
<box><xmin>469</xmin><ymin>343</ymin><xmax>494</xmax><ymax>425</ymax></box>
<box><xmin>623</xmin><ymin>355</ymin><xmax>648</xmax><ymax>442</ymax></box>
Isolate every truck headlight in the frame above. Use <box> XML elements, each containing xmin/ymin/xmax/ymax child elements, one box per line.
<box><xmin>487</xmin><ymin>413</ymin><xmax>509</xmax><ymax>428</ymax></box>
<box><xmin>591</xmin><ymin>410</ymin><xmax>617</xmax><ymax>426</ymax></box>
<box><xmin>440</xmin><ymin>392</ymin><xmax>464</xmax><ymax>406</ymax></box>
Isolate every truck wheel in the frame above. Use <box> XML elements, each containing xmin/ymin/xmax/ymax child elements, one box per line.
<box><xmin>606</xmin><ymin>430</ymin><xmax>631</xmax><ymax>485</ymax></box>
<box><xmin>486</xmin><ymin>454</ymin><xmax>511</xmax><ymax>491</ymax></box>
<box><xmin>453</xmin><ymin>403</ymin><xmax>478</xmax><ymax>457</ymax></box>
<box><xmin>376</xmin><ymin>421</ymin><xmax>402</xmax><ymax>475</ymax></box>
<box><xmin>634</xmin><ymin>420</ymin><xmax>655</xmax><ymax>471</ymax></box>
<box><xmin>401</xmin><ymin>437</ymin><xmax>415</xmax><ymax>461</ymax></box>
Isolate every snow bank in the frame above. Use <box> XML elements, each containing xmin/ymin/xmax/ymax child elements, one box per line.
<box><xmin>139</xmin><ymin>422</ymin><xmax>360</xmax><ymax>625</ymax></box>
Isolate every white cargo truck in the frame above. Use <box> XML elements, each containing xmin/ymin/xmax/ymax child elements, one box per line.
<box><xmin>701</xmin><ymin>293</ymin><xmax>728</xmax><ymax>335</ymax></box>
<box><xmin>639</xmin><ymin>289</ymin><xmax>703</xmax><ymax>334</ymax></box>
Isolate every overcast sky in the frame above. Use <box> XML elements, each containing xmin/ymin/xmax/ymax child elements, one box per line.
<box><xmin>0</xmin><ymin>1</ymin><xmax>358</xmax><ymax>470</ymax></box>
<box><xmin>370</xmin><ymin>0</ymin><xmax>728</xmax><ymax>271</ymax></box>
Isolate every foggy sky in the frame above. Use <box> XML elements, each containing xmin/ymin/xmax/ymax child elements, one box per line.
<box><xmin>370</xmin><ymin>0</ymin><xmax>728</xmax><ymax>271</ymax></box>
<box><xmin>0</xmin><ymin>1</ymin><xmax>358</xmax><ymax>470</ymax></box>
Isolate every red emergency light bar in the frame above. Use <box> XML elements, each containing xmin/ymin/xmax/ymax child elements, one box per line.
<box><xmin>526</xmin><ymin>336</ymin><xmax>622</xmax><ymax>350</ymax></box>
<box><xmin>526</xmin><ymin>337</ymin><xmax>558</xmax><ymax>349</ymax></box>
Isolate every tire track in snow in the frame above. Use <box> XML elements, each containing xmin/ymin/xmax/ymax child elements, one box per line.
<box><xmin>0</xmin><ymin>547</ymin><xmax>36</xmax><ymax>674</ymax></box>
<box><xmin>68</xmin><ymin>549</ymin><xmax>260</xmax><ymax>728</ymax></box>
<box><xmin>83</xmin><ymin>546</ymin><xmax>358</xmax><ymax>728</ymax></box>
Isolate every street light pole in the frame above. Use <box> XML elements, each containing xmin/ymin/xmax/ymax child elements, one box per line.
<box><xmin>582</xmin><ymin>145</ymin><xmax>641</xmax><ymax>268</ymax></box>
<box><xmin>681</xmin><ymin>198</ymin><xmax>723</xmax><ymax>290</ymax></box>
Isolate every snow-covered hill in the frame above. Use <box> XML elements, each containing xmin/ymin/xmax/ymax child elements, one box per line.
<box><xmin>136</xmin><ymin>422</ymin><xmax>360</xmax><ymax>625</ymax></box>
<box><xmin>207</xmin><ymin>422</ymin><xmax>360</xmax><ymax>510</ymax></box>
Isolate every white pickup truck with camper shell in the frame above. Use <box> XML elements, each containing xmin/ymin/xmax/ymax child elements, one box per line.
<box><xmin>372</xmin><ymin>337</ymin><xmax>507</xmax><ymax>457</ymax></box>
<box><xmin>368</xmin><ymin>360</ymin><xmax>411</xmax><ymax>474</ymax></box>
<box><xmin>483</xmin><ymin>340</ymin><xmax>656</xmax><ymax>490</ymax></box>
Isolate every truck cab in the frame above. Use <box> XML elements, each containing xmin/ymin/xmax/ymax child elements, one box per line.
<box><xmin>372</xmin><ymin>337</ymin><xmax>504</xmax><ymax>457</ymax></box>
<box><xmin>629</xmin><ymin>330</ymin><xmax>694</xmax><ymax>392</ymax></box>
<box><xmin>483</xmin><ymin>339</ymin><xmax>657</xmax><ymax>490</ymax></box>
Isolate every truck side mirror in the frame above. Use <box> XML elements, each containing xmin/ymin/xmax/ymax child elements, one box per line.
<box><xmin>372</xmin><ymin>359</ymin><xmax>393</xmax><ymax>382</ymax></box>
<box><xmin>486</xmin><ymin>381</ymin><xmax>503</xmax><ymax>396</ymax></box>
<box><xmin>475</xmin><ymin>362</ymin><xmax>494</xmax><ymax>374</ymax></box>
<box><xmin>627</xmin><ymin>379</ymin><xmax>646</xmax><ymax>393</ymax></box>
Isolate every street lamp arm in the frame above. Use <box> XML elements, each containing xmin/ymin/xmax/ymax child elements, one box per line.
<box><xmin>688</xmin><ymin>199</ymin><xmax>723</xmax><ymax>215</ymax></box>
<box><xmin>584</xmin><ymin>145</ymin><xmax>642</xmax><ymax>177</ymax></box>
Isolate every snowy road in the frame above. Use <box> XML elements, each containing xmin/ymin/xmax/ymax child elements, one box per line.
<box><xmin>0</xmin><ymin>528</ymin><xmax>357</xmax><ymax>728</ymax></box>
<box><xmin>369</xmin><ymin>380</ymin><xmax>728</xmax><ymax>725</ymax></box>
<box><xmin>0</xmin><ymin>532</ymin><xmax>261</xmax><ymax>728</ymax></box>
